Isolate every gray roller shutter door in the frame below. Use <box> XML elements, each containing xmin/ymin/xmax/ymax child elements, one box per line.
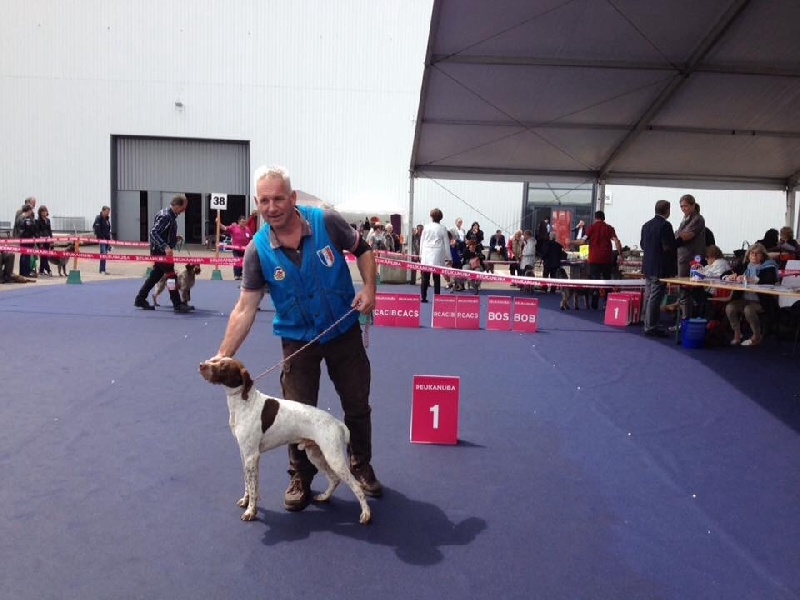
<box><xmin>116</xmin><ymin>138</ymin><xmax>248</xmax><ymax>194</ymax></box>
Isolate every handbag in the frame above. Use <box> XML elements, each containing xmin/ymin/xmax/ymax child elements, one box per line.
<box><xmin>469</xmin><ymin>257</ymin><xmax>481</xmax><ymax>269</ymax></box>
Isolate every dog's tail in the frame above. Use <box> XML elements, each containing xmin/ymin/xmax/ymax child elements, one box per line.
<box><xmin>339</xmin><ymin>421</ymin><xmax>350</xmax><ymax>445</ymax></box>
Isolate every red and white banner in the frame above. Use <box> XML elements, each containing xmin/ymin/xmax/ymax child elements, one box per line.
<box><xmin>373</xmin><ymin>293</ymin><xmax>421</xmax><ymax>328</ymax></box>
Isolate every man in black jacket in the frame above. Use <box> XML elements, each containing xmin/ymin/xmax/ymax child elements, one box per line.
<box><xmin>134</xmin><ymin>194</ymin><xmax>191</xmax><ymax>312</ymax></box>
<box><xmin>93</xmin><ymin>206</ymin><xmax>112</xmax><ymax>274</ymax></box>
<box><xmin>640</xmin><ymin>200</ymin><xmax>679</xmax><ymax>337</ymax></box>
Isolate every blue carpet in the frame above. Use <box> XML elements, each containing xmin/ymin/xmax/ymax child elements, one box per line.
<box><xmin>0</xmin><ymin>280</ymin><xmax>798</xmax><ymax>599</ymax></box>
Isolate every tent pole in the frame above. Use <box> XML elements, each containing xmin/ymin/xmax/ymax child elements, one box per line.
<box><xmin>786</xmin><ymin>186</ymin><xmax>797</xmax><ymax>230</ymax></box>
<box><xmin>408</xmin><ymin>171</ymin><xmax>415</xmax><ymax>283</ymax></box>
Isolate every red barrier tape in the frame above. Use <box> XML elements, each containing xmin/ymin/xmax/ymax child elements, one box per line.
<box><xmin>0</xmin><ymin>244</ymin><xmax>242</xmax><ymax>266</ymax></box>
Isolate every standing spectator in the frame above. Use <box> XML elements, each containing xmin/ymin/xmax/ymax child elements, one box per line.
<box><xmin>385</xmin><ymin>223</ymin><xmax>400</xmax><ymax>253</ymax></box>
<box><xmin>218</xmin><ymin>215</ymin><xmax>252</xmax><ymax>280</ymax></box>
<box><xmin>420</xmin><ymin>208</ymin><xmax>451</xmax><ymax>303</ymax></box>
<box><xmin>675</xmin><ymin>194</ymin><xmax>706</xmax><ymax>319</ymax></box>
<box><xmin>245</xmin><ymin>209</ymin><xmax>260</xmax><ymax>239</ymax></box>
<box><xmin>212</xmin><ymin>165</ymin><xmax>381</xmax><ymax>510</ymax></box>
<box><xmin>583</xmin><ymin>210</ymin><xmax>623</xmax><ymax>308</ymax></box>
<box><xmin>409</xmin><ymin>223</ymin><xmax>423</xmax><ymax>285</ymax></box>
<box><xmin>540</xmin><ymin>231</ymin><xmax>566</xmax><ymax>291</ymax></box>
<box><xmin>535</xmin><ymin>220</ymin><xmax>549</xmax><ymax>257</ymax></box>
<box><xmin>640</xmin><ymin>200</ymin><xmax>679</xmax><ymax>338</ymax></box>
<box><xmin>489</xmin><ymin>229</ymin><xmax>507</xmax><ymax>261</ymax></box>
<box><xmin>35</xmin><ymin>205</ymin><xmax>53</xmax><ymax>277</ymax></box>
<box><xmin>572</xmin><ymin>219</ymin><xmax>587</xmax><ymax>244</ymax></box>
<box><xmin>12</xmin><ymin>197</ymin><xmax>36</xmax><ymax>238</ymax></box>
<box><xmin>133</xmin><ymin>194</ymin><xmax>192</xmax><ymax>312</ymax></box>
<box><xmin>93</xmin><ymin>205</ymin><xmax>112</xmax><ymax>275</ymax></box>
<box><xmin>450</xmin><ymin>217</ymin><xmax>467</xmax><ymax>255</ymax></box>
<box><xmin>508</xmin><ymin>230</ymin><xmax>524</xmax><ymax>276</ymax></box>
<box><xmin>520</xmin><ymin>229</ymin><xmax>536</xmax><ymax>274</ymax></box>
<box><xmin>366</xmin><ymin>220</ymin><xmax>388</xmax><ymax>251</ymax></box>
<box><xmin>16</xmin><ymin>205</ymin><xmax>37</xmax><ymax>277</ymax></box>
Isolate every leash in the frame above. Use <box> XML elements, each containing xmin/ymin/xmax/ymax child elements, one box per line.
<box><xmin>251</xmin><ymin>307</ymin><xmax>369</xmax><ymax>383</ymax></box>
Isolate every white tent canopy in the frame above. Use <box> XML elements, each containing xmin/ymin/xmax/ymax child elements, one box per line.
<box><xmin>411</xmin><ymin>0</ymin><xmax>800</xmax><ymax>191</ymax></box>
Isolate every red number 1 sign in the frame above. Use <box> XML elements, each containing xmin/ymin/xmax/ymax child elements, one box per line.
<box><xmin>410</xmin><ymin>375</ymin><xmax>460</xmax><ymax>445</ymax></box>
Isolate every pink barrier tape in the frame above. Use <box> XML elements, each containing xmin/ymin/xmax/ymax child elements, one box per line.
<box><xmin>370</xmin><ymin>254</ymin><xmax>646</xmax><ymax>289</ymax></box>
<box><xmin>0</xmin><ymin>244</ymin><xmax>242</xmax><ymax>266</ymax></box>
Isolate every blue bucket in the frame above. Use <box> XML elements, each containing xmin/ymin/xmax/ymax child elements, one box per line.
<box><xmin>682</xmin><ymin>318</ymin><xmax>708</xmax><ymax>349</ymax></box>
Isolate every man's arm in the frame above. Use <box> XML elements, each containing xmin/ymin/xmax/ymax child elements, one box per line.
<box><xmin>216</xmin><ymin>289</ymin><xmax>263</xmax><ymax>358</ymax></box>
<box><xmin>353</xmin><ymin>249</ymin><xmax>377</xmax><ymax>314</ymax></box>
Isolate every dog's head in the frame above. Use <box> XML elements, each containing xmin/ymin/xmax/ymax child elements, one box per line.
<box><xmin>199</xmin><ymin>357</ymin><xmax>253</xmax><ymax>399</ymax></box>
<box><xmin>186</xmin><ymin>263</ymin><xmax>201</xmax><ymax>275</ymax></box>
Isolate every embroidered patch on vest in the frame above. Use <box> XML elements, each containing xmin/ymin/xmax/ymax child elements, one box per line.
<box><xmin>317</xmin><ymin>245</ymin><xmax>336</xmax><ymax>267</ymax></box>
<box><xmin>273</xmin><ymin>267</ymin><xmax>286</xmax><ymax>281</ymax></box>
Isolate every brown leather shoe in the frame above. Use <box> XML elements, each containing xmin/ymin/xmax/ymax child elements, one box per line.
<box><xmin>352</xmin><ymin>464</ymin><xmax>383</xmax><ymax>498</ymax></box>
<box><xmin>284</xmin><ymin>476</ymin><xmax>312</xmax><ymax>511</ymax></box>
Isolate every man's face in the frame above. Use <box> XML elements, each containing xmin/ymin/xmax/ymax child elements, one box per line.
<box><xmin>102</xmin><ymin>208</ymin><xmax>110</xmax><ymax>218</ymax></box>
<box><xmin>255</xmin><ymin>176</ymin><xmax>296</xmax><ymax>230</ymax></box>
<box><xmin>456</xmin><ymin>219</ymin><xmax>462</xmax><ymax>228</ymax></box>
<box><xmin>174</xmin><ymin>202</ymin><xmax>188</xmax><ymax>215</ymax></box>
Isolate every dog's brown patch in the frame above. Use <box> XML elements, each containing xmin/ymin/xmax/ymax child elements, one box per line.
<box><xmin>260</xmin><ymin>398</ymin><xmax>279</xmax><ymax>433</ymax></box>
<box><xmin>199</xmin><ymin>357</ymin><xmax>253</xmax><ymax>399</ymax></box>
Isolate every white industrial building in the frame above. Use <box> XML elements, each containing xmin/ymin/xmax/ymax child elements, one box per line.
<box><xmin>1</xmin><ymin>1</ymin><xmax>796</xmax><ymax>253</ymax></box>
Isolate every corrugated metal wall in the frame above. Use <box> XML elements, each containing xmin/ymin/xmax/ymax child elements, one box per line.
<box><xmin>116</xmin><ymin>138</ymin><xmax>248</xmax><ymax>194</ymax></box>
<box><xmin>0</xmin><ymin>0</ymin><xmax>434</xmax><ymax>224</ymax></box>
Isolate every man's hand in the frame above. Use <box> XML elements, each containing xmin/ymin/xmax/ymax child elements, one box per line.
<box><xmin>352</xmin><ymin>289</ymin><xmax>376</xmax><ymax>314</ymax></box>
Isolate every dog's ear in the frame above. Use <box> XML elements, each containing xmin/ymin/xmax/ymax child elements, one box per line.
<box><xmin>240</xmin><ymin>366</ymin><xmax>253</xmax><ymax>400</ymax></box>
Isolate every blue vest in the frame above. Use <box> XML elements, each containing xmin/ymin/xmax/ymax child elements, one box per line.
<box><xmin>254</xmin><ymin>206</ymin><xmax>359</xmax><ymax>343</ymax></box>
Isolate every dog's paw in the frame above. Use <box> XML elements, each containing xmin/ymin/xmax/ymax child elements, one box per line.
<box><xmin>314</xmin><ymin>492</ymin><xmax>332</xmax><ymax>503</ymax></box>
<box><xmin>359</xmin><ymin>509</ymin><xmax>372</xmax><ymax>525</ymax></box>
<box><xmin>241</xmin><ymin>509</ymin><xmax>258</xmax><ymax>521</ymax></box>
<box><xmin>237</xmin><ymin>495</ymin><xmax>248</xmax><ymax>508</ymax></box>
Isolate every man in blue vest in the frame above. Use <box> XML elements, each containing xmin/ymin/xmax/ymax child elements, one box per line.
<box><xmin>213</xmin><ymin>165</ymin><xmax>381</xmax><ymax>512</ymax></box>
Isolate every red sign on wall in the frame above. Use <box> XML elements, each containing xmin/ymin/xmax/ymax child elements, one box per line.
<box><xmin>487</xmin><ymin>296</ymin><xmax>512</xmax><ymax>331</ymax></box>
<box><xmin>374</xmin><ymin>293</ymin><xmax>421</xmax><ymax>328</ymax></box>
<box><xmin>411</xmin><ymin>375</ymin><xmax>460</xmax><ymax>445</ymax></box>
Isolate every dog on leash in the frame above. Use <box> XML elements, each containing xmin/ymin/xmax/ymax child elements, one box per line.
<box><xmin>51</xmin><ymin>243</ymin><xmax>74</xmax><ymax>277</ymax></box>
<box><xmin>152</xmin><ymin>263</ymin><xmax>201</xmax><ymax>307</ymax></box>
<box><xmin>198</xmin><ymin>356</ymin><xmax>372</xmax><ymax>524</ymax></box>
<box><xmin>557</xmin><ymin>267</ymin><xmax>591</xmax><ymax>311</ymax></box>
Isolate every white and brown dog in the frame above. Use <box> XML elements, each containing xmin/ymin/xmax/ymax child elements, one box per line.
<box><xmin>152</xmin><ymin>263</ymin><xmax>201</xmax><ymax>307</ymax></box>
<box><xmin>198</xmin><ymin>357</ymin><xmax>372</xmax><ymax>524</ymax></box>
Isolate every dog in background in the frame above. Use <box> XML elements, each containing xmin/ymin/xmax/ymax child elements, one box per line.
<box><xmin>558</xmin><ymin>267</ymin><xmax>591</xmax><ymax>311</ymax></box>
<box><xmin>152</xmin><ymin>263</ymin><xmax>201</xmax><ymax>307</ymax></box>
<box><xmin>51</xmin><ymin>243</ymin><xmax>74</xmax><ymax>277</ymax></box>
<box><xmin>198</xmin><ymin>356</ymin><xmax>372</xmax><ymax>524</ymax></box>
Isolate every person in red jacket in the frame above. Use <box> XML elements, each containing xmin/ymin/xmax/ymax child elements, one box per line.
<box><xmin>583</xmin><ymin>210</ymin><xmax>623</xmax><ymax>308</ymax></box>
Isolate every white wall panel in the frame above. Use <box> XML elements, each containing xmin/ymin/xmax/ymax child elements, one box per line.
<box><xmin>0</xmin><ymin>0</ymin><xmax>433</xmax><ymax>225</ymax></box>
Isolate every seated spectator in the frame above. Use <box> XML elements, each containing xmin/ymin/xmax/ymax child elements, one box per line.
<box><xmin>465</xmin><ymin>222</ymin><xmax>485</xmax><ymax>255</ymax></box>
<box><xmin>460</xmin><ymin>239</ymin><xmax>485</xmax><ymax>294</ymax></box>
<box><xmin>724</xmin><ymin>243</ymin><xmax>779</xmax><ymax>347</ymax></box>
<box><xmin>0</xmin><ymin>251</ymin><xmax>15</xmax><ymax>283</ymax></box>
<box><xmin>488</xmin><ymin>229</ymin><xmax>508</xmax><ymax>261</ymax></box>
<box><xmin>756</xmin><ymin>228</ymin><xmax>780</xmax><ymax>252</ymax></box>
<box><xmin>699</xmin><ymin>245</ymin><xmax>732</xmax><ymax>278</ymax></box>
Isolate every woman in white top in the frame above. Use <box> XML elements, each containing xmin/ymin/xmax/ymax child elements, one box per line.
<box><xmin>420</xmin><ymin>208</ymin><xmax>451</xmax><ymax>302</ymax></box>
